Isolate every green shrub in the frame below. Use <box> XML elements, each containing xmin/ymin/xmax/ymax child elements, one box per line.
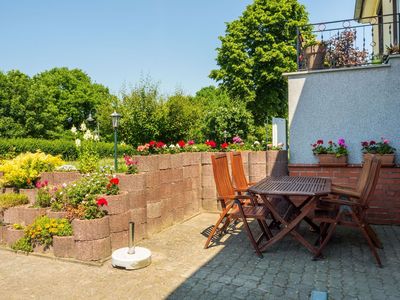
<box><xmin>0</xmin><ymin>138</ymin><xmax>135</xmax><ymax>160</ymax></box>
<box><xmin>0</xmin><ymin>193</ymin><xmax>29</xmax><ymax>209</ymax></box>
<box><xmin>11</xmin><ymin>237</ymin><xmax>33</xmax><ymax>253</ymax></box>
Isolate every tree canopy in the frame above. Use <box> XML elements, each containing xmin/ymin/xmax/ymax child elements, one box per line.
<box><xmin>209</xmin><ymin>0</ymin><xmax>310</xmax><ymax>124</ymax></box>
<box><xmin>0</xmin><ymin>68</ymin><xmax>116</xmax><ymax>139</ymax></box>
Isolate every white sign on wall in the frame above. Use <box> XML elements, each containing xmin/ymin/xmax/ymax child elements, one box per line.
<box><xmin>272</xmin><ymin>117</ymin><xmax>287</xmax><ymax>150</ymax></box>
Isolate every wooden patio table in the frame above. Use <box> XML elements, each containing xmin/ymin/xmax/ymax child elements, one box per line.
<box><xmin>248</xmin><ymin>176</ymin><xmax>331</xmax><ymax>255</ymax></box>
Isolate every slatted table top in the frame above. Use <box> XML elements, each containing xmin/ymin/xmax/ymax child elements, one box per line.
<box><xmin>248</xmin><ymin>176</ymin><xmax>331</xmax><ymax>196</ymax></box>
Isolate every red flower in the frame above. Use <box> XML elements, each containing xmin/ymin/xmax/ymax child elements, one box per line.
<box><xmin>369</xmin><ymin>140</ymin><xmax>376</xmax><ymax>145</ymax></box>
<box><xmin>221</xmin><ymin>142</ymin><xmax>229</xmax><ymax>149</ymax></box>
<box><xmin>106</xmin><ymin>183</ymin><xmax>111</xmax><ymax>189</ymax></box>
<box><xmin>312</xmin><ymin>144</ymin><xmax>317</xmax><ymax>147</ymax></box>
<box><xmin>361</xmin><ymin>141</ymin><xmax>369</xmax><ymax>147</ymax></box>
<box><xmin>177</xmin><ymin>140</ymin><xmax>186</xmax><ymax>148</ymax></box>
<box><xmin>205</xmin><ymin>140</ymin><xmax>217</xmax><ymax>148</ymax></box>
<box><xmin>110</xmin><ymin>177</ymin><xmax>119</xmax><ymax>185</ymax></box>
<box><xmin>187</xmin><ymin>140</ymin><xmax>195</xmax><ymax>145</ymax></box>
<box><xmin>328</xmin><ymin>140</ymin><xmax>333</xmax><ymax>145</ymax></box>
<box><xmin>156</xmin><ymin>141</ymin><xmax>165</xmax><ymax>148</ymax></box>
<box><xmin>97</xmin><ymin>197</ymin><xmax>108</xmax><ymax>207</ymax></box>
<box><xmin>317</xmin><ymin>140</ymin><xmax>324</xmax><ymax>145</ymax></box>
<box><xmin>149</xmin><ymin>140</ymin><xmax>156</xmax><ymax>147</ymax></box>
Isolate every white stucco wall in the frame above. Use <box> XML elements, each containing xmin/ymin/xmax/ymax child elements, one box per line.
<box><xmin>286</xmin><ymin>55</ymin><xmax>400</xmax><ymax>164</ymax></box>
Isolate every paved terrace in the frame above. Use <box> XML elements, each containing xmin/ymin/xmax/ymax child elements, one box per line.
<box><xmin>1</xmin><ymin>213</ymin><xmax>400</xmax><ymax>300</ymax></box>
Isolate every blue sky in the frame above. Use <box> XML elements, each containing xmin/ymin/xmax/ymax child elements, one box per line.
<box><xmin>0</xmin><ymin>0</ymin><xmax>356</xmax><ymax>96</ymax></box>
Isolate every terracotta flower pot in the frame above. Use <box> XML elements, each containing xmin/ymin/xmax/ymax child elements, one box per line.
<box><xmin>72</xmin><ymin>216</ymin><xmax>110</xmax><ymax>241</ymax></box>
<box><xmin>18</xmin><ymin>188</ymin><xmax>37</xmax><ymax>205</ymax></box>
<box><xmin>363</xmin><ymin>153</ymin><xmax>396</xmax><ymax>167</ymax></box>
<box><xmin>53</xmin><ymin>236</ymin><xmax>75</xmax><ymax>258</ymax></box>
<box><xmin>317</xmin><ymin>154</ymin><xmax>347</xmax><ymax>167</ymax></box>
<box><xmin>5</xmin><ymin>227</ymin><xmax>25</xmax><ymax>246</ymax></box>
<box><xmin>46</xmin><ymin>210</ymin><xmax>68</xmax><ymax>219</ymax></box>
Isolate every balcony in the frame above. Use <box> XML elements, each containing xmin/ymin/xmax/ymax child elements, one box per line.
<box><xmin>296</xmin><ymin>13</ymin><xmax>400</xmax><ymax>71</ymax></box>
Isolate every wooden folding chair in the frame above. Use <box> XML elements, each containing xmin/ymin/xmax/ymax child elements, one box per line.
<box><xmin>204</xmin><ymin>154</ymin><xmax>272</xmax><ymax>256</ymax></box>
<box><xmin>230</xmin><ymin>152</ymin><xmax>256</xmax><ymax>194</ymax></box>
<box><xmin>314</xmin><ymin>155</ymin><xmax>383</xmax><ymax>266</ymax></box>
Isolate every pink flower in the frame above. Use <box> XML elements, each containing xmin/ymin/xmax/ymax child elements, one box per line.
<box><xmin>383</xmin><ymin>139</ymin><xmax>390</xmax><ymax>144</ymax></box>
<box><xmin>232</xmin><ymin>136</ymin><xmax>242</xmax><ymax>144</ymax></box>
<box><xmin>187</xmin><ymin>140</ymin><xmax>195</xmax><ymax>146</ymax></box>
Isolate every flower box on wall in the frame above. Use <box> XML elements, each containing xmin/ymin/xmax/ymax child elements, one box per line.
<box><xmin>317</xmin><ymin>154</ymin><xmax>347</xmax><ymax>167</ymax></box>
<box><xmin>363</xmin><ymin>153</ymin><xmax>395</xmax><ymax>167</ymax></box>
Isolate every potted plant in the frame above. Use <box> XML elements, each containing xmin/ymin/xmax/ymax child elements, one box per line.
<box><xmin>361</xmin><ymin>138</ymin><xmax>396</xmax><ymax>166</ymax></box>
<box><xmin>303</xmin><ymin>40</ymin><xmax>327</xmax><ymax>70</ymax></box>
<box><xmin>312</xmin><ymin>139</ymin><xmax>348</xmax><ymax>166</ymax></box>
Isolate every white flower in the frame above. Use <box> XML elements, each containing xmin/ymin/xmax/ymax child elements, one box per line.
<box><xmin>62</xmin><ymin>183</ymin><xmax>67</xmax><ymax>188</ymax></box>
<box><xmin>169</xmin><ymin>144</ymin><xmax>175</xmax><ymax>149</ymax></box>
<box><xmin>71</xmin><ymin>125</ymin><xmax>77</xmax><ymax>135</ymax></box>
<box><xmin>60</xmin><ymin>192</ymin><xmax>63</xmax><ymax>195</ymax></box>
<box><xmin>176</xmin><ymin>143</ymin><xmax>181</xmax><ymax>148</ymax></box>
<box><xmin>83</xmin><ymin>130</ymin><xmax>93</xmax><ymax>140</ymax></box>
<box><xmin>162</xmin><ymin>145</ymin><xmax>167</xmax><ymax>148</ymax></box>
<box><xmin>93</xmin><ymin>134</ymin><xmax>100</xmax><ymax>141</ymax></box>
<box><xmin>80</xmin><ymin>122</ymin><xmax>87</xmax><ymax>131</ymax></box>
<box><xmin>254</xmin><ymin>141</ymin><xmax>260</xmax><ymax>145</ymax></box>
<box><xmin>75</xmin><ymin>138</ymin><xmax>81</xmax><ymax>147</ymax></box>
<box><xmin>73</xmin><ymin>184</ymin><xmax>77</xmax><ymax>187</ymax></box>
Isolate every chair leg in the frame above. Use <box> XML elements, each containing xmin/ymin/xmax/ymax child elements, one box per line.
<box><xmin>360</xmin><ymin>225</ymin><xmax>383</xmax><ymax>267</ymax></box>
<box><xmin>242</xmin><ymin>218</ymin><xmax>263</xmax><ymax>258</ymax></box>
<box><xmin>365</xmin><ymin>224</ymin><xmax>383</xmax><ymax>249</ymax></box>
<box><xmin>204</xmin><ymin>206</ymin><xmax>231</xmax><ymax>249</ymax></box>
<box><xmin>314</xmin><ymin>222</ymin><xmax>337</xmax><ymax>259</ymax></box>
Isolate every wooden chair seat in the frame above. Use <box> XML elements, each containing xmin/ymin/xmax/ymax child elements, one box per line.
<box><xmin>232</xmin><ymin>205</ymin><xmax>270</xmax><ymax>219</ymax></box>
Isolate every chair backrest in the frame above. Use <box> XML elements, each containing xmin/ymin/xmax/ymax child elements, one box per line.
<box><xmin>211</xmin><ymin>153</ymin><xmax>235</xmax><ymax>199</ymax></box>
<box><xmin>356</xmin><ymin>154</ymin><xmax>374</xmax><ymax>194</ymax></box>
<box><xmin>360</xmin><ymin>155</ymin><xmax>382</xmax><ymax>207</ymax></box>
<box><xmin>230</xmin><ymin>152</ymin><xmax>249</xmax><ymax>191</ymax></box>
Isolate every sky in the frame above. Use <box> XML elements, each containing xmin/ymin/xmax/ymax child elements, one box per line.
<box><xmin>0</xmin><ymin>0</ymin><xmax>356</xmax><ymax>96</ymax></box>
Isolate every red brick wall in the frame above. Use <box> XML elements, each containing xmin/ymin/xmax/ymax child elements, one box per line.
<box><xmin>289</xmin><ymin>164</ymin><xmax>400</xmax><ymax>224</ymax></box>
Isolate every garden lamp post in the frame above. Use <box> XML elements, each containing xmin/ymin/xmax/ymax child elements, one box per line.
<box><xmin>87</xmin><ymin>111</ymin><xmax>100</xmax><ymax>138</ymax></box>
<box><xmin>111</xmin><ymin>111</ymin><xmax>121</xmax><ymax>172</ymax></box>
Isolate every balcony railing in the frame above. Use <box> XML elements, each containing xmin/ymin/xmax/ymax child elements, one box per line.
<box><xmin>296</xmin><ymin>13</ymin><xmax>400</xmax><ymax>71</ymax></box>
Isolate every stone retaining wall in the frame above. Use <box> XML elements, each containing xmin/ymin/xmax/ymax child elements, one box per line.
<box><xmin>0</xmin><ymin>151</ymin><xmax>268</xmax><ymax>261</ymax></box>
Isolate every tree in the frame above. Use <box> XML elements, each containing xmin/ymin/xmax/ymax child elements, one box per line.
<box><xmin>25</xmin><ymin>68</ymin><xmax>114</xmax><ymax>139</ymax></box>
<box><xmin>118</xmin><ymin>79</ymin><xmax>162</xmax><ymax>146</ymax></box>
<box><xmin>193</xmin><ymin>86</ymin><xmax>254</xmax><ymax>143</ymax></box>
<box><xmin>0</xmin><ymin>70</ymin><xmax>31</xmax><ymax>138</ymax></box>
<box><xmin>209</xmin><ymin>0</ymin><xmax>310</xmax><ymax>124</ymax></box>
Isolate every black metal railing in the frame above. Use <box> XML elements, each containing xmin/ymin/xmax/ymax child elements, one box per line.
<box><xmin>297</xmin><ymin>13</ymin><xmax>400</xmax><ymax>71</ymax></box>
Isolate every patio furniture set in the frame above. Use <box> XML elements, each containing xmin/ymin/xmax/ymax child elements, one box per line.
<box><xmin>204</xmin><ymin>152</ymin><xmax>383</xmax><ymax>267</ymax></box>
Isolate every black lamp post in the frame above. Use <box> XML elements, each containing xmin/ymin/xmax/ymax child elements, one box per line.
<box><xmin>111</xmin><ymin>111</ymin><xmax>121</xmax><ymax>172</ymax></box>
<box><xmin>87</xmin><ymin>111</ymin><xmax>100</xmax><ymax>138</ymax></box>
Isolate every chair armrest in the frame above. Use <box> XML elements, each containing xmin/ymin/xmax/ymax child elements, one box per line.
<box><xmin>319</xmin><ymin>197</ymin><xmax>362</xmax><ymax>206</ymax></box>
<box><xmin>234</xmin><ymin>187</ymin><xmax>249</xmax><ymax>193</ymax></box>
<box><xmin>331</xmin><ymin>186</ymin><xmax>360</xmax><ymax>198</ymax></box>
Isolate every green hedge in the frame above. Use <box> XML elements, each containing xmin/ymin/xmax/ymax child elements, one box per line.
<box><xmin>0</xmin><ymin>138</ymin><xmax>135</xmax><ymax>160</ymax></box>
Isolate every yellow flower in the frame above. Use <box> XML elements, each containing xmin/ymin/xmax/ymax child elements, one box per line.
<box><xmin>45</xmin><ymin>224</ymin><xmax>50</xmax><ymax>229</ymax></box>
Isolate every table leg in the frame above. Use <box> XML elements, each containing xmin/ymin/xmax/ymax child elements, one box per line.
<box><xmin>259</xmin><ymin>195</ymin><xmax>319</xmax><ymax>255</ymax></box>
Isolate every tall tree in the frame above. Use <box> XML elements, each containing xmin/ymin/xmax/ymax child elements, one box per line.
<box><xmin>210</xmin><ymin>0</ymin><xmax>309</xmax><ymax>124</ymax></box>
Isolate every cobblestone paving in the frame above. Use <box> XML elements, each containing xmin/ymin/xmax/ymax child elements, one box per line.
<box><xmin>1</xmin><ymin>213</ymin><xmax>400</xmax><ymax>300</ymax></box>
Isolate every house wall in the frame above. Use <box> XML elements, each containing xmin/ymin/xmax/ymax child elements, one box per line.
<box><xmin>286</xmin><ymin>55</ymin><xmax>400</xmax><ymax>164</ymax></box>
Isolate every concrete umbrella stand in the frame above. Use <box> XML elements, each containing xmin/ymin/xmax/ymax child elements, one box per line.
<box><xmin>111</xmin><ymin>222</ymin><xmax>151</xmax><ymax>270</ymax></box>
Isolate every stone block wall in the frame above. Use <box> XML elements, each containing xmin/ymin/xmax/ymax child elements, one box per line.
<box><xmin>0</xmin><ymin>151</ymin><xmax>268</xmax><ymax>261</ymax></box>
